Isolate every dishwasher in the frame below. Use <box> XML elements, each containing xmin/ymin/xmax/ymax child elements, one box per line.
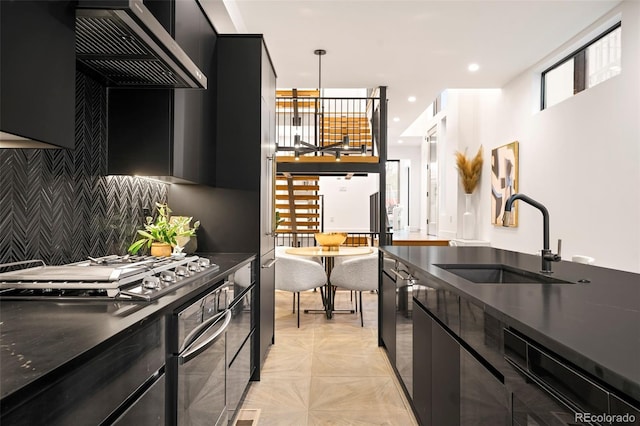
<box><xmin>167</xmin><ymin>281</ymin><xmax>232</xmax><ymax>426</ymax></box>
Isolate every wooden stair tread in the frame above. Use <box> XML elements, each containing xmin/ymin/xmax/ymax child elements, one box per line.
<box><xmin>277</xmin><ymin>212</ymin><xmax>319</xmax><ymax>218</ymax></box>
<box><xmin>276</xmin><ymin>89</ymin><xmax>319</xmax><ymax>97</ymax></box>
<box><xmin>280</xmin><ymin>221</ymin><xmax>320</xmax><ymax>226</ymax></box>
<box><xmin>276</xmin><ymin>175</ymin><xmax>319</xmax><ymax>181</ymax></box>
<box><xmin>275</xmin><ymin>184</ymin><xmax>319</xmax><ymax>191</ymax></box>
<box><xmin>275</xmin><ymin>203</ymin><xmax>320</xmax><ymax>210</ymax></box>
<box><xmin>275</xmin><ymin>194</ymin><xmax>319</xmax><ymax>200</ymax></box>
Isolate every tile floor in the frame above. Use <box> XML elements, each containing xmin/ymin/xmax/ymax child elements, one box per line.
<box><xmin>238</xmin><ymin>288</ymin><xmax>419</xmax><ymax>426</ymax></box>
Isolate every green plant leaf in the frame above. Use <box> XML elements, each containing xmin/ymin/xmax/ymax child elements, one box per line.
<box><xmin>128</xmin><ymin>239</ymin><xmax>147</xmax><ymax>254</ymax></box>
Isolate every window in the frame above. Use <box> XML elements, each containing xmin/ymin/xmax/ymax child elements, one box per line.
<box><xmin>542</xmin><ymin>23</ymin><xmax>621</xmax><ymax>109</ymax></box>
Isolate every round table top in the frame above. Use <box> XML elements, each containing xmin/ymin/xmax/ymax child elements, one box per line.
<box><xmin>285</xmin><ymin>246</ymin><xmax>374</xmax><ymax>257</ymax></box>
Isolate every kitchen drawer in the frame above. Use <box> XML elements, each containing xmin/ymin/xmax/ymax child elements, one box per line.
<box><xmin>227</xmin><ymin>286</ymin><xmax>255</xmax><ymax>364</ymax></box>
<box><xmin>1</xmin><ymin>317</ymin><xmax>165</xmax><ymax>426</ymax></box>
<box><xmin>227</xmin><ymin>331</ymin><xmax>253</xmax><ymax>423</ymax></box>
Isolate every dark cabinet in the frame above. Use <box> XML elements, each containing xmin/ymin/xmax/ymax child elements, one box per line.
<box><xmin>107</xmin><ymin>0</ymin><xmax>215</xmax><ymax>183</ymax></box>
<box><xmin>214</xmin><ymin>34</ymin><xmax>277</xmax><ymax>375</ymax></box>
<box><xmin>381</xmin><ymin>270</ymin><xmax>397</xmax><ymax>362</ymax></box>
<box><xmin>430</xmin><ymin>308</ymin><xmax>461</xmax><ymax>426</ymax></box>
<box><xmin>395</xmin><ymin>266</ymin><xmax>414</xmax><ymax>397</ymax></box>
<box><xmin>0</xmin><ymin>0</ymin><xmax>75</xmax><ymax>149</ymax></box>
<box><xmin>227</xmin><ymin>281</ymin><xmax>255</xmax><ymax>423</ymax></box>
<box><xmin>0</xmin><ymin>317</ymin><xmax>165</xmax><ymax>425</ymax></box>
<box><xmin>259</xmin><ymin>253</ymin><xmax>276</xmax><ymax>373</ymax></box>
<box><xmin>413</xmin><ymin>300</ymin><xmax>433</xmax><ymax>426</ymax></box>
<box><xmin>460</xmin><ymin>345</ymin><xmax>510</xmax><ymax>425</ymax></box>
<box><xmin>413</xmin><ymin>300</ymin><xmax>508</xmax><ymax>426</ymax></box>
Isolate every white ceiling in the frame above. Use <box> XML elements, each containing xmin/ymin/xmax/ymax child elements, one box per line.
<box><xmin>200</xmin><ymin>0</ymin><xmax>621</xmax><ymax>147</ymax></box>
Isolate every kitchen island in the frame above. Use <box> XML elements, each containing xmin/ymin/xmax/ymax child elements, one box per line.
<box><xmin>0</xmin><ymin>253</ymin><xmax>256</xmax><ymax>425</ymax></box>
<box><xmin>379</xmin><ymin>245</ymin><xmax>640</xmax><ymax>425</ymax></box>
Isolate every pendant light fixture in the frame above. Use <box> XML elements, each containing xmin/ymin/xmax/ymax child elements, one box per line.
<box><xmin>277</xmin><ymin>48</ymin><xmax>352</xmax><ymax>161</ymax></box>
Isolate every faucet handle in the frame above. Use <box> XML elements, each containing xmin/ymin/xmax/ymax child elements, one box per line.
<box><xmin>554</xmin><ymin>239</ymin><xmax>562</xmax><ymax>261</ymax></box>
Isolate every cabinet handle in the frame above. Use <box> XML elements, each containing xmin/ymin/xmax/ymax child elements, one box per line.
<box><xmin>390</xmin><ymin>268</ymin><xmax>413</xmax><ymax>281</ymax></box>
<box><xmin>262</xmin><ymin>258</ymin><xmax>278</xmax><ymax>269</ymax></box>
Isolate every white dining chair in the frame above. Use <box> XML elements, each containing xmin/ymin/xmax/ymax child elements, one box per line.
<box><xmin>329</xmin><ymin>249</ymin><xmax>378</xmax><ymax>326</ymax></box>
<box><xmin>275</xmin><ymin>247</ymin><xmax>327</xmax><ymax>327</ymax></box>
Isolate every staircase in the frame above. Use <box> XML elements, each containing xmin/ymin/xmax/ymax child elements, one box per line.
<box><xmin>275</xmin><ymin>90</ymin><xmax>377</xmax><ymax>162</ymax></box>
<box><xmin>320</xmin><ymin>114</ymin><xmax>373</xmax><ymax>151</ymax></box>
<box><xmin>275</xmin><ymin>174</ymin><xmax>321</xmax><ymax>234</ymax></box>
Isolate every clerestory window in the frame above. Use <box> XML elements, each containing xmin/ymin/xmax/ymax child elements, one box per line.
<box><xmin>542</xmin><ymin>22</ymin><xmax>621</xmax><ymax>110</ymax></box>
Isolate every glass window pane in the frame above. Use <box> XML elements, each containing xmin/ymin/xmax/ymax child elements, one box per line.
<box><xmin>587</xmin><ymin>27</ymin><xmax>621</xmax><ymax>88</ymax></box>
<box><xmin>545</xmin><ymin>58</ymin><xmax>575</xmax><ymax>108</ymax></box>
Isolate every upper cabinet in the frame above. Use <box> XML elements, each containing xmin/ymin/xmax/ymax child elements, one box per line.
<box><xmin>0</xmin><ymin>1</ymin><xmax>76</xmax><ymax>149</ymax></box>
<box><xmin>214</xmin><ymin>35</ymin><xmax>277</xmax><ymax>191</ymax></box>
<box><xmin>107</xmin><ymin>0</ymin><xmax>215</xmax><ymax>183</ymax></box>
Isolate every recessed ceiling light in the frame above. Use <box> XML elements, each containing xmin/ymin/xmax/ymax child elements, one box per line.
<box><xmin>408</xmin><ymin>96</ymin><xmax>416</xmax><ymax>102</ymax></box>
<box><xmin>398</xmin><ymin>140</ymin><xmax>403</xmax><ymax>144</ymax></box>
<box><xmin>468</xmin><ymin>63</ymin><xmax>480</xmax><ymax>72</ymax></box>
<box><xmin>393</xmin><ymin>117</ymin><xmax>400</xmax><ymax>122</ymax></box>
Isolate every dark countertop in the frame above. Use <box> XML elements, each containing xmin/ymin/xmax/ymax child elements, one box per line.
<box><xmin>0</xmin><ymin>252</ymin><xmax>256</xmax><ymax>402</ymax></box>
<box><xmin>380</xmin><ymin>245</ymin><xmax>640</xmax><ymax>403</ymax></box>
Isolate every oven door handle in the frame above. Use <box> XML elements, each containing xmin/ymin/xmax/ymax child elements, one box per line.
<box><xmin>178</xmin><ymin>310</ymin><xmax>231</xmax><ymax>365</ymax></box>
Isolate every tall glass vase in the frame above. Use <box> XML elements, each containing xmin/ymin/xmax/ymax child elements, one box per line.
<box><xmin>462</xmin><ymin>193</ymin><xmax>475</xmax><ymax>240</ymax></box>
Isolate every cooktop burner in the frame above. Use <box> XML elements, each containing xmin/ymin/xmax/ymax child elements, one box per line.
<box><xmin>0</xmin><ymin>254</ymin><xmax>220</xmax><ymax>301</ymax></box>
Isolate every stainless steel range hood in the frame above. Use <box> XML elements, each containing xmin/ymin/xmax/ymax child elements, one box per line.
<box><xmin>76</xmin><ymin>0</ymin><xmax>207</xmax><ymax>89</ymax></box>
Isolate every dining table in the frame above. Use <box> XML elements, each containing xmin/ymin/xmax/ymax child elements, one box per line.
<box><xmin>285</xmin><ymin>246</ymin><xmax>374</xmax><ymax>319</ymax></box>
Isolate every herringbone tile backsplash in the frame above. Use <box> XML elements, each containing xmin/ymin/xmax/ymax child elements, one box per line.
<box><xmin>0</xmin><ymin>73</ymin><xmax>167</xmax><ymax>265</ymax></box>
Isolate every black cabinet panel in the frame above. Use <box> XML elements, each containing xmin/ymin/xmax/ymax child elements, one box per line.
<box><xmin>413</xmin><ymin>302</ymin><xmax>433</xmax><ymax>426</ymax></box>
<box><xmin>108</xmin><ymin>89</ymin><xmax>173</xmax><ymax>176</ymax></box>
<box><xmin>113</xmin><ymin>374</ymin><xmax>165</xmax><ymax>426</ymax></box>
<box><xmin>257</xmin><ymin>251</ymin><xmax>276</xmax><ymax>377</ymax></box>
<box><xmin>381</xmin><ymin>271</ymin><xmax>397</xmax><ymax>361</ymax></box>
<box><xmin>431</xmin><ymin>316</ymin><xmax>460</xmax><ymax>426</ymax></box>
<box><xmin>0</xmin><ymin>0</ymin><xmax>75</xmax><ymax>148</ymax></box>
<box><xmin>460</xmin><ymin>346</ymin><xmax>509</xmax><ymax>425</ymax></box>
<box><xmin>396</xmin><ymin>279</ymin><xmax>413</xmax><ymax>397</ymax></box>
<box><xmin>1</xmin><ymin>317</ymin><xmax>165</xmax><ymax>425</ymax></box>
<box><xmin>227</xmin><ymin>332</ymin><xmax>253</xmax><ymax>424</ymax></box>
<box><xmin>214</xmin><ymin>36</ymin><xmax>264</xmax><ymax>191</ymax></box>
<box><xmin>227</xmin><ymin>286</ymin><xmax>254</xmax><ymax>365</ymax></box>
<box><xmin>213</xmin><ymin>35</ymin><xmax>277</xmax><ymax>380</ymax></box>
<box><xmin>460</xmin><ymin>299</ymin><xmax>507</xmax><ymax>374</ymax></box>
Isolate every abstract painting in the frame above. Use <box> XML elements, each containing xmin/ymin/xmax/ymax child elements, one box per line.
<box><xmin>491</xmin><ymin>141</ymin><xmax>519</xmax><ymax>226</ymax></box>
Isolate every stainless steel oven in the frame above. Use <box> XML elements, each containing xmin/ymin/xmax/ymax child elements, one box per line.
<box><xmin>168</xmin><ymin>281</ymin><xmax>232</xmax><ymax>426</ymax></box>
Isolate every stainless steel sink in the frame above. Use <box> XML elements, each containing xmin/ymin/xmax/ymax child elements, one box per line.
<box><xmin>434</xmin><ymin>264</ymin><xmax>574</xmax><ymax>284</ymax></box>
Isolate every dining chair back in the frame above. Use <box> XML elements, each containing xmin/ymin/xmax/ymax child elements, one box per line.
<box><xmin>329</xmin><ymin>249</ymin><xmax>379</xmax><ymax>326</ymax></box>
<box><xmin>275</xmin><ymin>246</ymin><xmax>327</xmax><ymax>327</ymax></box>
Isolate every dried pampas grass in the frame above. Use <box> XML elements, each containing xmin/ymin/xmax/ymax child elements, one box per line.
<box><xmin>455</xmin><ymin>146</ymin><xmax>483</xmax><ymax>194</ymax></box>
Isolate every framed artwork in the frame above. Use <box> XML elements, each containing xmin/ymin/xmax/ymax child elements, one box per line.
<box><xmin>491</xmin><ymin>141</ymin><xmax>519</xmax><ymax>226</ymax></box>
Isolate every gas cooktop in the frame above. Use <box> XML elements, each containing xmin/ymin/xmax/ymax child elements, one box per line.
<box><xmin>0</xmin><ymin>254</ymin><xmax>220</xmax><ymax>301</ymax></box>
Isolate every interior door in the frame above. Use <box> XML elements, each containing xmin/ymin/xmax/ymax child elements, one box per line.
<box><xmin>426</xmin><ymin>126</ymin><xmax>439</xmax><ymax>236</ymax></box>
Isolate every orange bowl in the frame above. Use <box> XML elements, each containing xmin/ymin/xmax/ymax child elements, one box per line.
<box><xmin>314</xmin><ymin>232</ymin><xmax>347</xmax><ymax>249</ymax></box>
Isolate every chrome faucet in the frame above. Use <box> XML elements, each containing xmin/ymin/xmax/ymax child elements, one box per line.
<box><xmin>503</xmin><ymin>193</ymin><xmax>561</xmax><ymax>274</ymax></box>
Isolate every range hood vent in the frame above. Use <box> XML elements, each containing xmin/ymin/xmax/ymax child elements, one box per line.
<box><xmin>76</xmin><ymin>0</ymin><xmax>207</xmax><ymax>89</ymax></box>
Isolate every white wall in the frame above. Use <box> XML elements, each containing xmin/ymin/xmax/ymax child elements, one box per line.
<box><xmin>319</xmin><ymin>175</ymin><xmax>379</xmax><ymax>232</ymax></box>
<box><xmin>388</xmin><ymin>144</ymin><xmax>422</xmax><ymax>230</ymax></box>
<box><xmin>488</xmin><ymin>1</ymin><xmax>640</xmax><ymax>273</ymax></box>
<box><xmin>422</xmin><ymin>90</ymin><xmax>501</xmax><ymax>239</ymax></box>
<box><xmin>427</xmin><ymin>2</ymin><xmax>639</xmax><ymax>272</ymax></box>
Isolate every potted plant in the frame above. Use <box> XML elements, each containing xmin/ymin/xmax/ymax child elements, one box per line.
<box><xmin>128</xmin><ymin>203</ymin><xmax>200</xmax><ymax>257</ymax></box>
